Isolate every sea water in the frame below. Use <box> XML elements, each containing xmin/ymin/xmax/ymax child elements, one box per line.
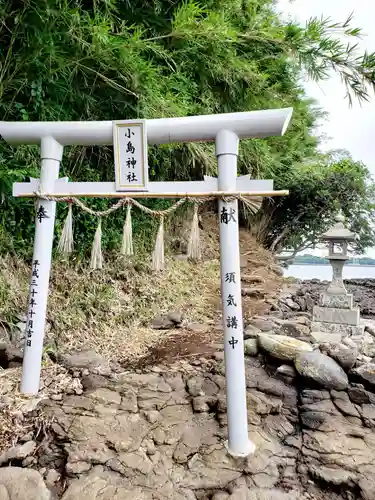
<box><xmin>284</xmin><ymin>265</ymin><xmax>375</xmax><ymax>281</ymax></box>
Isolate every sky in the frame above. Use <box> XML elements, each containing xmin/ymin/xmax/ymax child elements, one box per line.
<box><xmin>278</xmin><ymin>0</ymin><xmax>375</xmax><ymax>257</ymax></box>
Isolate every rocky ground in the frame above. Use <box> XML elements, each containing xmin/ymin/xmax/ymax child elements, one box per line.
<box><xmin>1</xmin><ymin>251</ymin><xmax>375</xmax><ymax>499</ymax></box>
<box><xmin>290</xmin><ymin>279</ymin><xmax>375</xmax><ymax>318</ymax></box>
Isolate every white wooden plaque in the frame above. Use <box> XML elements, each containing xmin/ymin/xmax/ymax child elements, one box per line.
<box><xmin>113</xmin><ymin>120</ymin><xmax>148</xmax><ymax>191</ymax></box>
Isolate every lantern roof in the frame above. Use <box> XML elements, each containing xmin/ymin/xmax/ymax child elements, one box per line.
<box><xmin>321</xmin><ymin>211</ymin><xmax>356</xmax><ymax>241</ymax></box>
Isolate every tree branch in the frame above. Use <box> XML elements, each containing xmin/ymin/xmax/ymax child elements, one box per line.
<box><xmin>269</xmin><ymin>211</ymin><xmax>304</xmax><ymax>252</ymax></box>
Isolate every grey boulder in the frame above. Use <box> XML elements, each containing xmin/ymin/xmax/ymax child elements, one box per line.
<box><xmin>319</xmin><ymin>342</ymin><xmax>357</xmax><ymax>371</ymax></box>
<box><xmin>0</xmin><ymin>467</ymin><xmax>51</xmax><ymax>500</ymax></box>
<box><xmin>294</xmin><ymin>351</ymin><xmax>348</xmax><ymax>390</ymax></box>
<box><xmin>258</xmin><ymin>334</ymin><xmax>312</xmax><ymax>361</ymax></box>
<box><xmin>353</xmin><ymin>363</ymin><xmax>375</xmax><ymax>388</ymax></box>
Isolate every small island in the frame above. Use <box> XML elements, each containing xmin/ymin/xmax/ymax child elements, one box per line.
<box><xmin>293</xmin><ymin>254</ymin><xmax>375</xmax><ymax>266</ymax></box>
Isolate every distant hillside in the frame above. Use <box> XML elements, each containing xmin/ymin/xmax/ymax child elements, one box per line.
<box><xmin>293</xmin><ymin>254</ymin><xmax>375</xmax><ymax>265</ymax></box>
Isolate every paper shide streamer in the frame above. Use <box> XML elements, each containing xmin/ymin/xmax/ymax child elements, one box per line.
<box><xmin>50</xmin><ymin>194</ymin><xmax>262</xmax><ymax>271</ymax></box>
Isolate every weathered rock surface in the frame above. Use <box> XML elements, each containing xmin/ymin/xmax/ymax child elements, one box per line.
<box><xmin>0</xmin><ymin>467</ymin><xmax>51</xmax><ymax>500</ymax></box>
<box><xmin>61</xmin><ymin>350</ymin><xmax>111</xmax><ymax>375</ymax></box>
<box><xmin>246</xmin><ymin>490</ymin><xmax>301</xmax><ymax>500</ymax></box>
<box><xmin>289</xmin><ymin>279</ymin><xmax>375</xmax><ymax>317</ymax></box>
<box><xmin>244</xmin><ymin>339</ymin><xmax>258</xmax><ymax>357</ymax></box>
<box><xmin>0</xmin><ymin>441</ymin><xmax>36</xmax><ymax>466</ymax></box>
<box><xmin>258</xmin><ymin>334</ymin><xmax>313</xmax><ymax>361</ymax></box>
<box><xmin>3</xmin><ymin>276</ymin><xmax>375</xmax><ymax>500</ymax></box>
<box><xmin>0</xmin><ymin>343</ymin><xmax>23</xmax><ymax>368</ymax></box>
<box><xmin>295</xmin><ymin>351</ymin><xmax>349</xmax><ymax>390</ymax></box>
<box><xmin>2</xmin><ymin>344</ymin><xmax>374</xmax><ymax>500</ymax></box>
<box><xmin>319</xmin><ymin>342</ymin><xmax>357</xmax><ymax>371</ymax></box>
<box><xmin>354</xmin><ymin>363</ymin><xmax>375</xmax><ymax>388</ymax></box>
<box><xmin>244</xmin><ymin>325</ymin><xmax>262</xmax><ymax>340</ymax></box>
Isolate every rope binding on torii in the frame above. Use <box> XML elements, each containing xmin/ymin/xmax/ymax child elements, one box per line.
<box><xmin>34</xmin><ymin>191</ymin><xmax>264</xmax><ymax>271</ymax></box>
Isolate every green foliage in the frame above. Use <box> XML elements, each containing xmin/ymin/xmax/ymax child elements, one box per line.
<box><xmin>259</xmin><ymin>157</ymin><xmax>375</xmax><ymax>255</ymax></box>
<box><xmin>0</xmin><ymin>0</ymin><xmax>374</xmax><ymax>257</ymax></box>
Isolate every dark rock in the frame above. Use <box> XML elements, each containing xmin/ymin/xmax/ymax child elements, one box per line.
<box><xmin>276</xmin><ymin>320</ymin><xmax>310</xmax><ymax>338</ymax></box>
<box><xmin>320</xmin><ymin>342</ymin><xmax>358</xmax><ymax>371</ymax></box>
<box><xmin>257</xmin><ymin>376</ymin><xmax>298</xmax><ymax>408</ymax></box>
<box><xmin>81</xmin><ymin>374</ymin><xmax>111</xmax><ymax>391</ymax></box>
<box><xmin>333</xmin><ymin>398</ymin><xmax>360</xmax><ymax>417</ymax></box>
<box><xmin>348</xmin><ymin>385</ymin><xmax>373</xmax><ymax>405</ymax></box>
<box><xmin>304</xmin><ymin>294</ymin><xmax>314</xmax><ymax>311</ymax></box>
<box><xmin>300</xmin><ymin>389</ymin><xmax>330</xmax><ymax>405</ymax></box>
<box><xmin>353</xmin><ymin>363</ymin><xmax>375</xmax><ymax>388</ymax></box>
<box><xmin>294</xmin><ymin>296</ymin><xmax>307</xmax><ymax>311</ymax></box>
<box><xmin>0</xmin><ymin>441</ymin><xmax>37</xmax><ymax>466</ymax></box>
<box><xmin>294</xmin><ymin>312</ymin><xmax>313</xmax><ymax>319</ymax></box>
<box><xmin>150</xmin><ymin>315</ymin><xmax>175</xmax><ymax>330</ymax></box>
<box><xmin>296</xmin><ymin>279</ymin><xmax>375</xmax><ymax>317</ymax></box>
<box><xmin>365</xmin><ymin>324</ymin><xmax>375</xmax><ymax>337</ymax></box>
<box><xmin>167</xmin><ymin>311</ymin><xmax>183</xmax><ymax>325</ymax></box>
<box><xmin>187</xmin><ymin>377</ymin><xmax>204</xmax><ymax>397</ymax></box>
<box><xmin>295</xmin><ymin>351</ymin><xmax>349</xmax><ymax>390</ymax></box>
<box><xmin>330</xmin><ymin>389</ymin><xmax>349</xmax><ymax>400</ymax></box>
<box><xmin>45</xmin><ymin>468</ymin><xmax>60</xmax><ymax>488</ymax></box>
<box><xmin>244</xmin><ymin>325</ymin><xmax>262</xmax><ymax>340</ymax></box>
<box><xmin>241</xmin><ymin>287</ymin><xmax>265</xmax><ymax>298</ymax></box>
<box><xmin>244</xmin><ymin>357</ymin><xmax>298</xmax><ymax>407</ymax></box>
<box><xmin>0</xmin><ymin>342</ymin><xmax>23</xmax><ymax>368</ymax></box>
<box><xmin>192</xmin><ymin>396</ymin><xmax>209</xmax><ymax>412</ymax></box>
<box><xmin>61</xmin><ymin>349</ymin><xmax>111</xmax><ymax>375</ymax></box>
<box><xmin>276</xmin><ymin>365</ymin><xmax>296</xmax><ymax>381</ymax></box>
<box><xmin>360</xmin><ymin>404</ymin><xmax>375</xmax><ymax>424</ymax></box>
<box><xmin>301</xmin><ymin>410</ymin><xmax>329</xmax><ymax>429</ymax></box>
<box><xmin>301</xmin><ymin>399</ymin><xmax>339</xmax><ymax>416</ymax></box>
<box><xmin>281</xmin><ymin>298</ymin><xmax>300</xmax><ymax>311</ymax></box>
<box><xmin>248</xmin><ymin>318</ymin><xmax>275</xmax><ymax>332</ymax></box>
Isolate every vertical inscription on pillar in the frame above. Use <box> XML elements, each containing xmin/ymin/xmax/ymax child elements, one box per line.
<box><xmin>26</xmin><ymin>260</ymin><xmax>40</xmax><ymax>347</ymax></box>
<box><xmin>220</xmin><ymin>205</ymin><xmax>240</xmax><ymax>350</ymax></box>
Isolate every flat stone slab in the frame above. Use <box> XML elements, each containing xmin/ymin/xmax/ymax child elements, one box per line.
<box><xmin>311</xmin><ymin>331</ymin><xmax>342</xmax><ymax>344</ymax></box>
<box><xmin>311</xmin><ymin>321</ymin><xmax>365</xmax><ymax>337</ymax></box>
<box><xmin>319</xmin><ymin>293</ymin><xmax>353</xmax><ymax>310</ymax></box>
<box><xmin>313</xmin><ymin>306</ymin><xmax>360</xmax><ymax>326</ymax></box>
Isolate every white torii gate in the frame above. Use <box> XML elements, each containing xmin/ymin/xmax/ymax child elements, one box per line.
<box><xmin>0</xmin><ymin>107</ymin><xmax>292</xmax><ymax>457</ymax></box>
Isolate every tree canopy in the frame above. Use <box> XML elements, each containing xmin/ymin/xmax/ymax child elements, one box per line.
<box><xmin>257</xmin><ymin>156</ymin><xmax>375</xmax><ymax>255</ymax></box>
<box><xmin>0</xmin><ymin>0</ymin><xmax>374</xmax><ymax>256</ymax></box>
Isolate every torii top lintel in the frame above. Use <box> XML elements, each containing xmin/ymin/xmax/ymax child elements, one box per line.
<box><xmin>0</xmin><ymin>108</ymin><xmax>293</xmax><ymax>146</ymax></box>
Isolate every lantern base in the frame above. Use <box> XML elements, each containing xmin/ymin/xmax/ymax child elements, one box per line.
<box><xmin>311</xmin><ymin>321</ymin><xmax>365</xmax><ymax>342</ymax></box>
<box><xmin>319</xmin><ymin>292</ymin><xmax>353</xmax><ymax>309</ymax></box>
<box><xmin>313</xmin><ymin>306</ymin><xmax>360</xmax><ymax>326</ymax></box>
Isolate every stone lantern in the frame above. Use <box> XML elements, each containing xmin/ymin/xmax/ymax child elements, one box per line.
<box><xmin>321</xmin><ymin>211</ymin><xmax>355</xmax><ymax>295</ymax></box>
<box><xmin>311</xmin><ymin>212</ymin><xmax>364</xmax><ymax>343</ymax></box>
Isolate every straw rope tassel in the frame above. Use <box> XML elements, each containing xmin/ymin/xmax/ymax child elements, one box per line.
<box><xmin>187</xmin><ymin>203</ymin><xmax>201</xmax><ymax>261</ymax></box>
<box><xmin>241</xmin><ymin>196</ymin><xmax>263</xmax><ymax>215</ymax></box>
<box><xmin>57</xmin><ymin>203</ymin><xmax>74</xmax><ymax>255</ymax></box>
<box><xmin>152</xmin><ymin>216</ymin><xmax>165</xmax><ymax>271</ymax></box>
<box><xmin>121</xmin><ymin>204</ymin><xmax>134</xmax><ymax>256</ymax></box>
<box><xmin>90</xmin><ymin>218</ymin><xmax>103</xmax><ymax>270</ymax></box>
